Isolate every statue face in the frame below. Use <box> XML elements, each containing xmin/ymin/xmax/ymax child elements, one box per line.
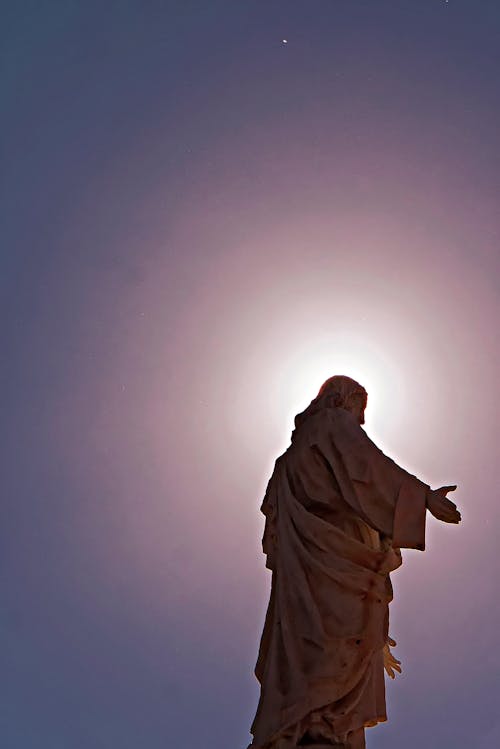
<box><xmin>348</xmin><ymin>393</ymin><xmax>366</xmax><ymax>425</ymax></box>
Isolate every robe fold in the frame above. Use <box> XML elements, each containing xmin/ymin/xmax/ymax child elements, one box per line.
<box><xmin>249</xmin><ymin>405</ymin><xmax>429</xmax><ymax>749</ymax></box>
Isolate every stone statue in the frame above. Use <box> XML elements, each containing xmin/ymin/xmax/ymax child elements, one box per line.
<box><xmin>248</xmin><ymin>375</ymin><xmax>461</xmax><ymax>749</ymax></box>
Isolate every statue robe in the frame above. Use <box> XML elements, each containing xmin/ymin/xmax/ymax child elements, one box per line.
<box><xmin>249</xmin><ymin>405</ymin><xmax>429</xmax><ymax>748</ymax></box>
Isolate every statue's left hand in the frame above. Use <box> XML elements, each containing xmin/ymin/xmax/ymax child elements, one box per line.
<box><xmin>427</xmin><ymin>485</ymin><xmax>461</xmax><ymax>524</ymax></box>
<box><xmin>383</xmin><ymin>637</ymin><xmax>402</xmax><ymax>679</ymax></box>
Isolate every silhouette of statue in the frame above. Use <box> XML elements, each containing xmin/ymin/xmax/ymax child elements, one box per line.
<box><xmin>248</xmin><ymin>375</ymin><xmax>461</xmax><ymax>749</ymax></box>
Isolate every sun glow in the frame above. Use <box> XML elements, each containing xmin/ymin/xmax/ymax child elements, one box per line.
<box><xmin>266</xmin><ymin>328</ymin><xmax>407</xmax><ymax>443</ymax></box>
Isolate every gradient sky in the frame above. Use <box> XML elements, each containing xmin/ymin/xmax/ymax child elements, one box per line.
<box><xmin>2</xmin><ymin>2</ymin><xmax>499</xmax><ymax>748</ymax></box>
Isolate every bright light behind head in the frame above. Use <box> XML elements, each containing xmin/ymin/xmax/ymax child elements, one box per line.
<box><xmin>171</xmin><ymin>223</ymin><xmax>466</xmax><ymax>481</ymax></box>
<box><xmin>269</xmin><ymin>328</ymin><xmax>407</xmax><ymax>441</ymax></box>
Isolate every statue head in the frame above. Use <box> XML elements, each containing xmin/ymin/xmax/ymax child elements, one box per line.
<box><xmin>292</xmin><ymin>374</ymin><xmax>368</xmax><ymax>440</ymax></box>
<box><xmin>317</xmin><ymin>375</ymin><xmax>367</xmax><ymax>424</ymax></box>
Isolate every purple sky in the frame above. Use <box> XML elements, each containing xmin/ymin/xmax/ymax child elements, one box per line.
<box><xmin>2</xmin><ymin>2</ymin><xmax>499</xmax><ymax>748</ymax></box>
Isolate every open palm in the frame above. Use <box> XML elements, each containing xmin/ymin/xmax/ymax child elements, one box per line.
<box><xmin>427</xmin><ymin>485</ymin><xmax>461</xmax><ymax>524</ymax></box>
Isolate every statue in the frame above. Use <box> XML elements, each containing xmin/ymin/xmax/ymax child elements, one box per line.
<box><xmin>248</xmin><ymin>375</ymin><xmax>461</xmax><ymax>749</ymax></box>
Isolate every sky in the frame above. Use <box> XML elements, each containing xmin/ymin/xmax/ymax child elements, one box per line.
<box><xmin>1</xmin><ymin>1</ymin><xmax>499</xmax><ymax>747</ymax></box>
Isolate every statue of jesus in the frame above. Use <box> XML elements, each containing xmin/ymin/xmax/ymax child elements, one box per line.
<box><xmin>248</xmin><ymin>375</ymin><xmax>461</xmax><ymax>749</ymax></box>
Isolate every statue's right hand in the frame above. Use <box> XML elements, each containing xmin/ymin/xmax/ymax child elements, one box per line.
<box><xmin>427</xmin><ymin>485</ymin><xmax>461</xmax><ymax>524</ymax></box>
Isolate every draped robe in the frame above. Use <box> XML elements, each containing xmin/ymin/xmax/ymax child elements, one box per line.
<box><xmin>249</xmin><ymin>405</ymin><xmax>429</xmax><ymax>748</ymax></box>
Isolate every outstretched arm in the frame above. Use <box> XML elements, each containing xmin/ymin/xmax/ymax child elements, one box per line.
<box><xmin>318</xmin><ymin>407</ymin><xmax>461</xmax><ymax>549</ymax></box>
